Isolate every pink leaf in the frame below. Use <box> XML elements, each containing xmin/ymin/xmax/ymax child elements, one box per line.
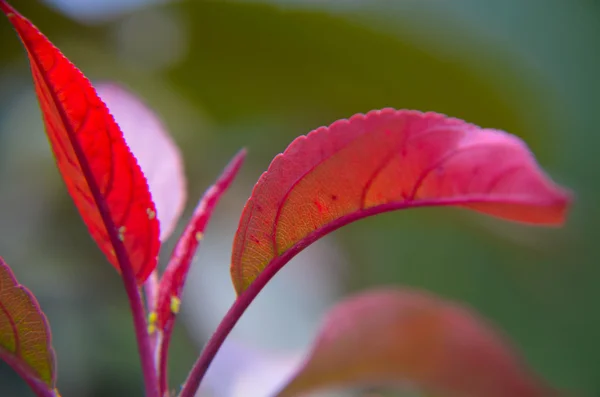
<box><xmin>278</xmin><ymin>288</ymin><xmax>559</xmax><ymax>397</ymax></box>
<box><xmin>231</xmin><ymin>109</ymin><xmax>572</xmax><ymax>293</ymax></box>
<box><xmin>95</xmin><ymin>83</ymin><xmax>187</xmax><ymax>243</ymax></box>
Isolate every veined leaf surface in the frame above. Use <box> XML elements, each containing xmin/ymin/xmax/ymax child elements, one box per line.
<box><xmin>0</xmin><ymin>257</ymin><xmax>57</xmax><ymax>396</ymax></box>
<box><xmin>231</xmin><ymin>109</ymin><xmax>571</xmax><ymax>293</ymax></box>
<box><xmin>0</xmin><ymin>1</ymin><xmax>160</xmax><ymax>283</ymax></box>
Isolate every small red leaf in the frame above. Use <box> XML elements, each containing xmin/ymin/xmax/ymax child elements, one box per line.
<box><xmin>278</xmin><ymin>288</ymin><xmax>557</xmax><ymax>397</ymax></box>
<box><xmin>153</xmin><ymin>150</ymin><xmax>245</xmax><ymax>396</ymax></box>
<box><xmin>156</xmin><ymin>149</ymin><xmax>246</xmax><ymax>331</ymax></box>
<box><xmin>0</xmin><ymin>1</ymin><xmax>160</xmax><ymax>283</ymax></box>
<box><xmin>0</xmin><ymin>257</ymin><xmax>58</xmax><ymax>397</ymax></box>
<box><xmin>231</xmin><ymin>109</ymin><xmax>571</xmax><ymax>293</ymax></box>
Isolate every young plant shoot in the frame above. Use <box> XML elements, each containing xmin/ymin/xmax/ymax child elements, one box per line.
<box><xmin>0</xmin><ymin>2</ymin><xmax>572</xmax><ymax>397</ymax></box>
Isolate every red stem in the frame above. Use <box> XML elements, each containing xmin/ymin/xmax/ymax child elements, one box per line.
<box><xmin>177</xmin><ymin>262</ymin><xmax>278</xmax><ymax>397</ymax></box>
<box><xmin>117</xmin><ymin>254</ymin><xmax>159</xmax><ymax>397</ymax></box>
<box><xmin>144</xmin><ymin>271</ymin><xmax>161</xmax><ymax>367</ymax></box>
<box><xmin>70</xmin><ymin>135</ymin><xmax>158</xmax><ymax>397</ymax></box>
<box><xmin>24</xmin><ymin>381</ymin><xmax>59</xmax><ymax>397</ymax></box>
<box><xmin>50</xmin><ymin>70</ymin><xmax>160</xmax><ymax>397</ymax></box>
<box><xmin>158</xmin><ymin>325</ymin><xmax>173</xmax><ymax>394</ymax></box>
<box><xmin>65</xmin><ymin>127</ymin><xmax>160</xmax><ymax>397</ymax></box>
<box><xmin>49</xmin><ymin>93</ymin><xmax>160</xmax><ymax>397</ymax></box>
<box><xmin>177</xmin><ymin>196</ymin><xmax>554</xmax><ymax>397</ymax></box>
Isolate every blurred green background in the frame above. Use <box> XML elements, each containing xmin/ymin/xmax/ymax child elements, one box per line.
<box><xmin>0</xmin><ymin>0</ymin><xmax>598</xmax><ymax>396</ymax></box>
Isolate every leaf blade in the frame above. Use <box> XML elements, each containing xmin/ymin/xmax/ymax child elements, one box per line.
<box><xmin>231</xmin><ymin>109</ymin><xmax>571</xmax><ymax>293</ymax></box>
<box><xmin>0</xmin><ymin>257</ymin><xmax>57</xmax><ymax>395</ymax></box>
<box><xmin>278</xmin><ymin>288</ymin><xmax>557</xmax><ymax>397</ymax></box>
<box><xmin>0</xmin><ymin>1</ymin><xmax>160</xmax><ymax>283</ymax></box>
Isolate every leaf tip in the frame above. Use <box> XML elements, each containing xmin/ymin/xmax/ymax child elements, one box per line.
<box><xmin>230</xmin><ymin>147</ymin><xmax>248</xmax><ymax>171</ymax></box>
<box><xmin>0</xmin><ymin>0</ymin><xmax>14</xmax><ymax>16</ymax></box>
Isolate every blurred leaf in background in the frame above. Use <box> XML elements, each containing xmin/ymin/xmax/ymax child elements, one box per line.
<box><xmin>0</xmin><ymin>0</ymin><xmax>598</xmax><ymax>396</ymax></box>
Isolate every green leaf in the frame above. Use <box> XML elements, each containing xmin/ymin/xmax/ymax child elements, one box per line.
<box><xmin>0</xmin><ymin>257</ymin><xmax>57</xmax><ymax>396</ymax></box>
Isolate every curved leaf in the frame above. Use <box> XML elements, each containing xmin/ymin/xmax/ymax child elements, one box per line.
<box><xmin>0</xmin><ymin>1</ymin><xmax>160</xmax><ymax>283</ymax></box>
<box><xmin>278</xmin><ymin>288</ymin><xmax>557</xmax><ymax>397</ymax></box>
<box><xmin>231</xmin><ymin>109</ymin><xmax>571</xmax><ymax>293</ymax></box>
<box><xmin>95</xmin><ymin>83</ymin><xmax>187</xmax><ymax>243</ymax></box>
<box><xmin>0</xmin><ymin>257</ymin><xmax>58</xmax><ymax>397</ymax></box>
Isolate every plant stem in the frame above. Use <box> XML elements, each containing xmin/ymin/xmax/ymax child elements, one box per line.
<box><xmin>178</xmin><ymin>256</ymin><xmax>282</xmax><ymax>397</ymax></box>
<box><xmin>119</xmin><ymin>254</ymin><xmax>160</xmax><ymax>397</ymax></box>
<box><xmin>144</xmin><ymin>271</ymin><xmax>161</xmax><ymax>367</ymax></box>
<box><xmin>1</xmin><ymin>354</ymin><xmax>61</xmax><ymax>397</ymax></box>
<box><xmin>64</xmin><ymin>114</ymin><xmax>160</xmax><ymax>397</ymax></box>
<box><xmin>48</xmin><ymin>110</ymin><xmax>161</xmax><ymax>397</ymax></box>
<box><xmin>158</xmin><ymin>324</ymin><xmax>173</xmax><ymax>395</ymax></box>
<box><xmin>178</xmin><ymin>199</ymin><xmax>482</xmax><ymax>397</ymax></box>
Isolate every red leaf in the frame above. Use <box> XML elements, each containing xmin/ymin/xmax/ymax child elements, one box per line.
<box><xmin>0</xmin><ymin>257</ymin><xmax>58</xmax><ymax>397</ymax></box>
<box><xmin>278</xmin><ymin>288</ymin><xmax>558</xmax><ymax>397</ymax></box>
<box><xmin>231</xmin><ymin>109</ymin><xmax>571</xmax><ymax>293</ymax></box>
<box><xmin>0</xmin><ymin>1</ymin><xmax>160</xmax><ymax>283</ymax></box>
<box><xmin>156</xmin><ymin>149</ymin><xmax>246</xmax><ymax>331</ymax></box>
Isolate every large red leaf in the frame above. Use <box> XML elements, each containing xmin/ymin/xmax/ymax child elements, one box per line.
<box><xmin>0</xmin><ymin>1</ymin><xmax>160</xmax><ymax>283</ymax></box>
<box><xmin>231</xmin><ymin>109</ymin><xmax>571</xmax><ymax>293</ymax></box>
<box><xmin>278</xmin><ymin>288</ymin><xmax>557</xmax><ymax>397</ymax></box>
<box><xmin>0</xmin><ymin>257</ymin><xmax>58</xmax><ymax>397</ymax></box>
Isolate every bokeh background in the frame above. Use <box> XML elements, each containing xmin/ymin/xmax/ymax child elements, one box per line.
<box><xmin>0</xmin><ymin>0</ymin><xmax>598</xmax><ymax>396</ymax></box>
